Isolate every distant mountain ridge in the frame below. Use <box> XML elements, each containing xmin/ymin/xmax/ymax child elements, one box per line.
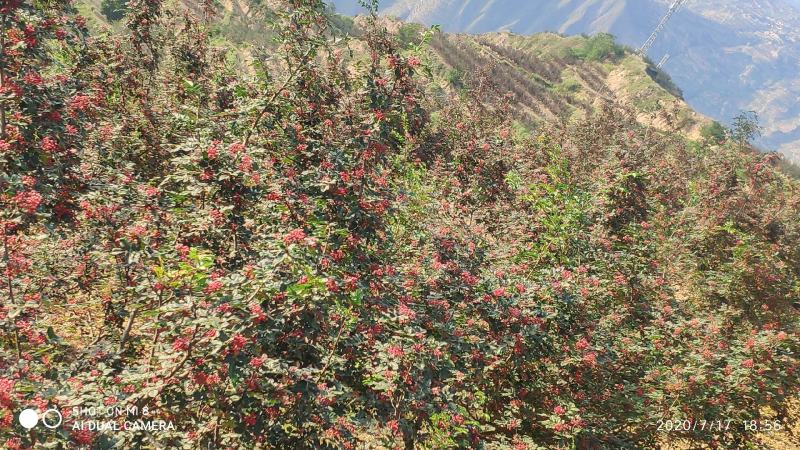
<box><xmin>332</xmin><ymin>0</ymin><xmax>800</xmax><ymax>163</ymax></box>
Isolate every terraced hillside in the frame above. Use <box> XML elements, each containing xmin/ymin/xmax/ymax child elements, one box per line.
<box><xmin>421</xmin><ymin>31</ymin><xmax>706</xmax><ymax>137</ymax></box>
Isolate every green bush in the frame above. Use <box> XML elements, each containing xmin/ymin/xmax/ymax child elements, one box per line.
<box><xmin>101</xmin><ymin>0</ymin><xmax>129</xmax><ymax>21</ymax></box>
<box><xmin>446</xmin><ymin>68</ymin><xmax>465</xmax><ymax>89</ymax></box>
<box><xmin>571</xmin><ymin>33</ymin><xmax>625</xmax><ymax>61</ymax></box>
<box><xmin>700</xmin><ymin>120</ymin><xmax>727</xmax><ymax>144</ymax></box>
<box><xmin>397</xmin><ymin>23</ymin><xmax>425</xmax><ymax>48</ymax></box>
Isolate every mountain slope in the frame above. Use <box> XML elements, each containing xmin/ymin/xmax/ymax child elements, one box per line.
<box><xmin>332</xmin><ymin>0</ymin><xmax>800</xmax><ymax>163</ymax></box>
<box><xmin>418</xmin><ymin>29</ymin><xmax>706</xmax><ymax>137</ymax></box>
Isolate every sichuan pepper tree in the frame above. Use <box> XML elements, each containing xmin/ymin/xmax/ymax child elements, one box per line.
<box><xmin>0</xmin><ymin>0</ymin><xmax>99</xmax><ymax>446</ymax></box>
<box><xmin>0</xmin><ymin>0</ymin><xmax>798</xmax><ymax>449</ymax></box>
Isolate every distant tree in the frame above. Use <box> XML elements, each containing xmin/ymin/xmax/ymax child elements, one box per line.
<box><xmin>397</xmin><ymin>23</ymin><xmax>424</xmax><ymax>48</ymax></box>
<box><xmin>644</xmin><ymin>63</ymin><xmax>684</xmax><ymax>99</ymax></box>
<box><xmin>101</xmin><ymin>0</ymin><xmax>129</xmax><ymax>21</ymax></box>
<box><xmin>700</xmin><ymin>120</ymin><xmax>727</xmax><ymax>144</ymax></box>
<box><xmin>446</xmin><ymin>68</ymin><xmax>465</xmax><ymax>90</ymax></box>
<box><xmin>572</xmin><ymin>33</ymin><xmax>624</xmax><ymax>61</ymax></box>
<box><xmin>731</xmin><ymin>110</ymin><xmax>762</xmax><ymax>148</ymax></box>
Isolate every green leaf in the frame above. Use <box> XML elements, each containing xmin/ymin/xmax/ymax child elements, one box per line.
<box><xmin>46</xmin><ymin>327</ymin><xmax>63</xmax><ymax>345</ymax></box>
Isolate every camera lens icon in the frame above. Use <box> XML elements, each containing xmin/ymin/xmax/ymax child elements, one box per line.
<box><xmin>18</xmin><ymin>408</ymin><xmax>62</xmax><ymax>430</ymax></box>
<box><xmin>18</xmin><ymin>409</ymin><xmax>38</xmax><ymax>429</ymax></box>
<box><xmin>42</xmin><ymin>409</ymin><xmax>63</xmax><ymax>429</ymax></box>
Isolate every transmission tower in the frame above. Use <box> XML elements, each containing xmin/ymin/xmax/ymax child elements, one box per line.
<box><xmin>638</xmin><ymin>0</ymin><xmax>688</xmax><ymax>56</ymax></box>
<box><xmin>656</xmin><ymin>53</ymin><xmax>670</xmax><ymax>69</ymax></box>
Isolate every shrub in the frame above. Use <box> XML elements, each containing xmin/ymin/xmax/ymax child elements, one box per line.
<box><xmin>700</xmin><ymin>120</ymin><xmax>727</xmax><ymax>144</ymax></box>
<box><xmin>645</xmin><ymin>63</ymin><xmax>684</xmax><ymax>99</ymax></box>
<box><xmin>446</xmin><ymin>68</ymin><xmax>465</xmax><ymax>89</ymax></box>
<box><xmin>571</xmin><ymin>33</ymin><xmax>625</xmax><ymax>62</ymax></box>
<box><xmin>101</xmin><ymin>0</ymin><xmax>129</xmax><ymax>21</ymax></box>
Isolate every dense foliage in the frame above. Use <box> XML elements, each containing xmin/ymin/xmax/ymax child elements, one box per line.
<box><xmin>100</xmin><ymin>0</ymin><xmax>128</xmax><ymax>22</ymax></box>
<box><xmin>570</xmin><ymin>33</ymin><xmax>624</xmax><ymax>62</ymax></box>
<box><xmin>1</xmin><ymin>0</ymin><xmax>799</xmax><ymax>449</ymax></box>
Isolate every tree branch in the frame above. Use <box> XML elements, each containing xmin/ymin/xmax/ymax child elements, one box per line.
<box><xmin>242</xmin><ymin>47</ymin><xmax>314</xmax><ymax>148</ymax></box>
<box><xmin>0</xmin><ymin>14</ymin><xmax>7</xmax><ymax>139</ymax></box>
<box><xmin>118</xmin><ymin>306</ymin><xmax>142</xmax><ymax>354</ymax></box>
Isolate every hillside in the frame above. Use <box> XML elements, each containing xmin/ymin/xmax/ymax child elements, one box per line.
<box><xmin>421</xmin><ymin>30</ymin><xmax>705</xmax><ymax>138</ymax></box>
<box><xmin>333</xmin><ymin>0</ymin><xmax>800</xmax><ymax>164</ymax></box>
<box><xmin>1</xmin><ymin>1</ymin><xmax>799</xmax><ymax>449</ymax></box>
